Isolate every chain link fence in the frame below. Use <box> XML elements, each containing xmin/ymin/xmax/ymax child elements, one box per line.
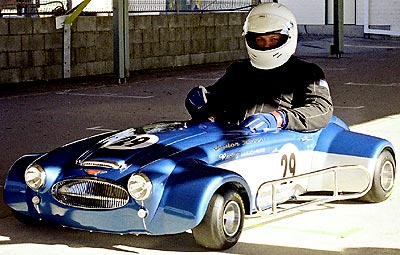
<box><xmin>0</xmin><ymin>0</ymin><xmax>271</xmax><ymax>16</ymax></box>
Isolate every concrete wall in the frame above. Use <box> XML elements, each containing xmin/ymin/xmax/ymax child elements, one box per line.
<box><xmin>0</xmin><ymin>17</ymin><xmax>64</xmax><ymax>83</ymax></box>
<box><xmin>0</xmin><ymin>13</ymin><xmax>248</xmax><ymax>84</ymax></box>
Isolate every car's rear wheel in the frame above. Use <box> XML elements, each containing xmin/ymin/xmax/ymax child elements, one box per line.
<box><xmin>359</xmin><ymin>149</ymin><xmax>396</xmax><ymax>202</ymax></box>
<box><xmin>192</xmin><ymin>189</ymin><xmax>245</xmax><ymax>250</ymax></box>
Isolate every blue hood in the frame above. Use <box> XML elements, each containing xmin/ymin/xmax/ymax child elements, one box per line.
<box><xmin>76</xmin><ymin>122</ymin><xmax>215</xmax><ymax>172</ymax></box>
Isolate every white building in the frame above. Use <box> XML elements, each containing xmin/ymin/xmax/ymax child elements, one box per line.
<box><xmin>280</xmin><ymin>0</ymin><xmax>400</xmax><ymax>36</ymax></box>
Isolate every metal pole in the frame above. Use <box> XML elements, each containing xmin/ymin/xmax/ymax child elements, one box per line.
<box><xmin>331</xmin><ymin>0</ymin><xmax>344</xmax><ymax>58</ymax></box>
<box><xmin>123</xmin><ymin>0</ymin><xmax>129</xmax><ymax>81</ymax></box>
<box><xmin>113</xmin><ymin>0</ymin><xmax>130</xmax><ymax>84</ymax></box>
<box><xmin>63</xmin><ymin>23</ymin><xmax>72</xmax><ymax>78</ymax></box>
<box><xmin>66</xmin><ymin>0</ymin><xmax>72</xmax><ymax>10</ymax></box>
<box><xmin>58</xmin><ymin>0</ymin><xmax>92</xmax><ymax>79</ymax></box>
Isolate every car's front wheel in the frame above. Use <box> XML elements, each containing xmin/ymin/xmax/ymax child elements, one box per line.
<box><xmin>360</xmin><ymin>149</ymin><xmax>396</xmax><ymax>202</ymax></box>
<box><xmin>192</xmin><ymin>189</ymin><xmax>245</xmax><ymax>250</ymax></box>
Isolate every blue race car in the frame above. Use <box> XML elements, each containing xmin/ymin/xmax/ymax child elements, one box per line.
<box><xmin>3</xmin><ymin>116</ymin><xmax>396</xmax><ymax>250</ymax></box>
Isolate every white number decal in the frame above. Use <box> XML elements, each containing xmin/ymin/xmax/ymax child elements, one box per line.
<box><xmin>106</xmin><ymin>134</ymin><xmax>159</xmax><ymax>150</ymax></box>
<box><xmin>278</xmin><ymin>143</ymin><xmax>299</xmax><ymax>180</ymax></box>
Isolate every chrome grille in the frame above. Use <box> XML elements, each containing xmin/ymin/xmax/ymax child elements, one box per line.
<box><xmin>79</xmin><ymin>159</ymin><xmax>125</xmax><ymax>170</ymax></box>
<box><xmin>52</xmin><ymin>178</ymin><xmax>129</xmax><ymax>209</ymax></box>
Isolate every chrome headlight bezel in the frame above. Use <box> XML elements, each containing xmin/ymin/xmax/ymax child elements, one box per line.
<box><xmin>25</xmin><ymin>164</ymin><xmax>46</xmax><ymax>191</ymax></box>
<box><xmin>127</xmin><ymin>173</ymin><xmax>152</xmax><ymax>201</ymax></box>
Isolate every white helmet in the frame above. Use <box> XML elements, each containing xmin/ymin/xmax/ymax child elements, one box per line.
<box><xmin>243</xmin><ymin>3</ymin><xmax>298</xmax><ymax>69</ymax></box>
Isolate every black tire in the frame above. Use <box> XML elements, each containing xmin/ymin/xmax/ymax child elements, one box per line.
<box><xmin>192</xmin><ymin>190</ymin><xmax>245</xmax><ymax>250</ymax></box>
<box><xmin>359</xmin><ymin>149</ymin><xmax>396</xmax><ymax>202</ymax></box>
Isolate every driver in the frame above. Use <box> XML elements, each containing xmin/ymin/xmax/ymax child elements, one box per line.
<box><xmin>185</xmin><ymin>3</ymin><xmax>333</xmax><ymax>132</ymax></box>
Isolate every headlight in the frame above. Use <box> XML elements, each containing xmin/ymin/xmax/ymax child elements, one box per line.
<box><xmin>127</xmin><ymin>173</ymin><xmax>152</xmax><ymax>201</ymax></box>
<box><xmin>25</xmin><ymin>164</ymin><xmax>46</xmax><ymax>191</ymax></box>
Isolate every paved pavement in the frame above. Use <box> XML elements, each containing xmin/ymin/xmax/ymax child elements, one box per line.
<box><xmin>0</xmin><ymin>35</ymin><xmax>399</xmax><ymax>254</ymax></box>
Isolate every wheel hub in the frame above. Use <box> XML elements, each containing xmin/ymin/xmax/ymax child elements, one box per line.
<box><xmin>223</xmin><ymin>201</ymin><xmax>241</xmax><ymax>237</ymax></box>
<box><xmin>380</xmin><ymin>161</ymin><xmax>395</xmax><ymax>191</ymax></box>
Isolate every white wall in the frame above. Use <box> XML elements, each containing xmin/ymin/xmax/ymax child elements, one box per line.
<box><xmin>280</xmin><ymin>0</ymin><xmax>399</xmax><ymax>34</ymax></box>
<box><xmin>368</xmin><ymin>0</ymin><xmax>400</xmax><ymax>32</ymax></box>
<box><xmin>279</xmin><ymin>0</ymin><xmax>325</xmax><ymax>25</ymax></box>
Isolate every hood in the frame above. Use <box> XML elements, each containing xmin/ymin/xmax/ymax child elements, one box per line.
<box><xmin>76</xmin><ymin>123</ymin><xmax>210</xmax><ymax>171</ymax></box>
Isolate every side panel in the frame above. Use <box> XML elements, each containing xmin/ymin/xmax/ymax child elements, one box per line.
<box><xmin>308</xmin><ymin>152</ymin><xmax>375</xmax><ymax>192</ymax></box>
<box><xmin>218</xmin><ymin>150</ymin><xmax>314</xmax><ymax>209</ymax></box>
<box><xmin>215</xmin><ymin>129</ymin><xmax>320</xmax><ymax>211</ymax></box>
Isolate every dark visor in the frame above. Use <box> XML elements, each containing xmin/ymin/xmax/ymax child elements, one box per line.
<box><xmin>245</xmin><ymin>32</ymin><xmax>288</xmax><ymax>51</ymax></box>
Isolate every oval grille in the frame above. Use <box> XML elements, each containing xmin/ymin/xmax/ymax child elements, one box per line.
<box><xmin>52</xmin><ymin>178</ymin><xmax>129</xmax><ymax>209</ymax></box>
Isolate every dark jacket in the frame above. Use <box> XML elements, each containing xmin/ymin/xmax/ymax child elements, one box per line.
<box><xmin>188</xmin><ymin>57</ymin><xmax>333</xmax><ymax>131</ymax></box>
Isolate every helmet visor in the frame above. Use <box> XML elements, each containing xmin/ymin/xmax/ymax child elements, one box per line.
<box><xmin>245</xmin><ymin>32</ymin><xmax>289</xmax><ymax>51</ymax></box>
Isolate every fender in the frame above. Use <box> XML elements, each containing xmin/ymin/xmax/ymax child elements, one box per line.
<box><xmin>4</xmin><ymin>153</ymin><xmax>44</xmax><ymax>214</ymax></box>
<box><xmin>148</xmin><ymin>158</ymin><xmax>251</xmax><ymax>235</ymax></box>
<box><xmin>315</xmin><ymin>123</ymin><xmax>394</xmax><ymax>159</ymax></box>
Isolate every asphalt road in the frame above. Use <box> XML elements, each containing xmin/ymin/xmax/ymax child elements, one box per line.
<box><xmin>0</xmin><ymin>36</ymin><xmax>400</xmax><ymax>254</ymax></box>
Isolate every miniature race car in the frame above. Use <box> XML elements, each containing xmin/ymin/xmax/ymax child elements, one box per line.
<box><xmin>3</xmin><ymin>116</ymin><xmax>396</xmax><ymax>250</ymax></box>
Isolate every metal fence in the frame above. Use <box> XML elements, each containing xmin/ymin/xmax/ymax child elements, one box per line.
<box><xmin>0</xmin><ymin>0</ymin><xmax>270</xmax><ymax>16</ymax></box>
